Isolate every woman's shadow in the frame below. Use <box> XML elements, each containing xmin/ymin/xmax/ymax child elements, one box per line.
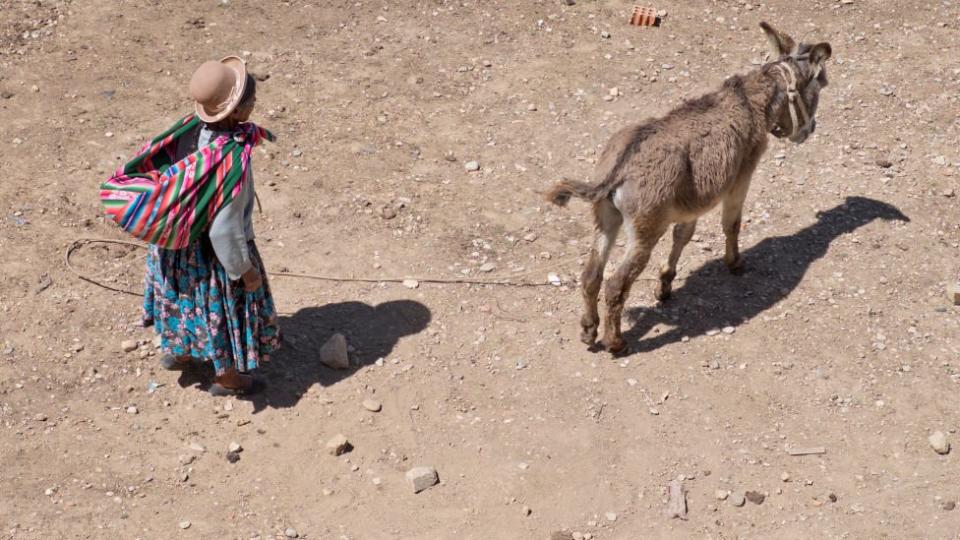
<box><xmin>621</xmin><ymin>196</ymin><xmax>909</xmax><ymax>353</ymax></box>
<box><xmin>244</xmin><ymin>299</ymin><xmax>431</xmax><ymax>412</ymax></box>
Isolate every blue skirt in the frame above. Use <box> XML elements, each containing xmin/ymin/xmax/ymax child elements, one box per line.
<box><xmin>142</xmin><ymin>238</ymin><xmax>281</xmax><ymax>374</ymax></box>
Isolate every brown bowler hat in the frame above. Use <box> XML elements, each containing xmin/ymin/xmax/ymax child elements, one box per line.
<box><xmin>189</xmin><ymin>56</ymin><xmax>247</xmax><ymax>123</ymax></box>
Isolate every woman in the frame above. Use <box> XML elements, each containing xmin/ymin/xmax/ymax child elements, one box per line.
<box><xmin>142</xmin><ymin>56</ymin><xmax>280</xmax><ymax>395</ymax></box>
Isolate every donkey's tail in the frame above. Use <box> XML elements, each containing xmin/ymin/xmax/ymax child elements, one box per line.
<box><xmin>544</xmin><ymin>179</ymin><xmax>600</xmax><ymax>207</ymax></box>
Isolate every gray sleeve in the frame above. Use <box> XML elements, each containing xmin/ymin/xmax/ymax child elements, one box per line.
<box><xmin>209</xmin><ymin>179</ymin><xmax>253</xmax><ymax>280</ymax></box>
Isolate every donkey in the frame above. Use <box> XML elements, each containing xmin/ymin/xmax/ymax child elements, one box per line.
<box><xmin>546</xmin><ymin>22</ymin><xmax>832</xmax><ymax>354</ymax></box>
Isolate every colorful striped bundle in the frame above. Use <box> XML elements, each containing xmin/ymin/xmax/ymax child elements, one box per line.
<box><xmin>99</xmin><ymin>114</ymin><xmax>274</xmax><ymax>249</ymax></box>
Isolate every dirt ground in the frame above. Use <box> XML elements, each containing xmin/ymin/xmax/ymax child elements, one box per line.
<box><xmin>2</xmin><ymin>0</ymin><xmax>960</xmax><ymax>538</ymax></box>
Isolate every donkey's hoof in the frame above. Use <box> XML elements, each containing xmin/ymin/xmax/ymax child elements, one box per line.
<box><xmin>601</xmin><ymin>336</ymin><xmax>628</xmax><ymax>355</ymax></box>
<box><xmin>580</xmin><ymin>325</ymin><xmax>598</xmax><ymax>345</ymax></box>
<box><xmin>654</xmin><ymin>281</ymin><xmax>672</xmax><ymax>302</ymax></box>
<box><xmin>726</xmin><ymin>256</ymin><xmax>746</xmax><ymax>275</ymax></box>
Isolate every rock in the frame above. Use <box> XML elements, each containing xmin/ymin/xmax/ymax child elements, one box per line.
<box><xmin>285</xmin><ymin>527</ymin><xmax>299</xmax><ymax>538</ymax></box>
<box><xmin>178</xmin><ymin>454</ymin><xmax>195</xmax><ymax>466</ymax></box>
<box><xmin>875</xmin><ymin>158</ymin><xmax>893</xmax><ymax>168</ymax></box>
<box><xmin>126</xmin><ymin>406</ymin><xmax>138</xmax><ymax>415</ymax></box>
<box><xmin>464</xmin><ymin>160</ymin><xmax>481</xmax><ymax>172</ymax></box>
<box><xmin>479</xmin><ymin>263</ymin><xmax>496</xmax><ymax>273</ymax></box>
<box><xmin>179</xmin><ymin>521</ymin><xmax>191</xmax><ymax>530</ymax></box>
<box><xmin>562</xmin><ymin>0</ymin><xmax>575</xmax><ymax>5</ymax></box>
<box><xmin>522</xmin><ymin>505</ymin><xmax>532</xmax><ymax>516</ymax></box>
<box><xmin>551</xmin><ymin>533</ymin><xmax>575</xmax><ymax>540</ymax></box>
<box><xmin>403</xmin><ymin>279</ymin><xmax>420</xmax><ymax>289</ymax></box>
<box><xmin>380</xmin><ymin>205</ymin><xmax>398</xmax><ymax>220</ymax></box>
<box><xmin>947</xmin><ymin>284</ymin><xmax>960</xmax><ymax>306</ymax></box>
<box><xmin>665</xmin><ymin>477</ymin><xmax>687</xmax><ymax>519</ymax></box>
<box><xmin>600</xmin><ymin>30</ymin><xmax>611</xmax><ymax>39</ymax></box>
<box><xmin>291</xmin><ymin>148</ymin><xmax>303</xmax><ymax>158</ymax></box>
<box><xmin>223</xmin><ymin>400</ymin><xmax>234</xmax><ymax>412</ymax></box>
<box><xmin>944</xmin><ymin>188</ymin><xmax>956</xmax><ymax>198</ymax></box>
<box><xmin>547</xmin><ymin>273</ymin><xmax>562</xmax><ymax>286</ymax></box>
<box><xmin>189</xmin><ymin>442</ymin><xmax>206</xmax><ymax>453</ymax></box>
<box><xmin>781</xmin><ymin>472</ymin><xmax>791</xmax><ymax>482</ymax></box>
<box><xmin>228</xmin><ymin>442</ymin><xmax>242</xmax><ymax>453</ymax></box>
<box><xmin>929</xmin><ymin>431</ymin><xmax>951</xmax><ymax>455</ymax></box>
<box><xmin>326</xmin><ymin>434</ymin><xmax>352</xmax><ymax>456</ymax></box>
<box><xmin>121</xmin><ymin>340</ymin><xmax>139</xmax><ymax>353</ymax></box>
<box><xmin>722</xmin><ymin>326</ymin><xmax>735</xmax><ymax>334</ymax></box>
<box><xmin>745</xmin><ymin>491</ymin><xmax>766</xmax><ymax>505</ymax></box>
<box><xmin>730</xmin><ymin>491</ymin><xmax>746</xmax><ymax>507</ymax></box>
<box><xmin>405</xmin><ymin>466</ymin><xmax>439</xmax><ymax>493</ymax></box>
<box><xmin>605</xmin><ymin>512</ymin><xmax>617</xmax><ymax>522</ymax></box>
<box><xmin>943</xmin><ymin>501</ymin><xmax>957</xmax><ymax>511</ymax></box>
<box><xmin>362</xmin><ymin>399</ymin><xmax>382</xmax><ymax>412</ymax></box>
<box><xmin>226</xmin><ymin>450</ymin><xmax>241</xmax><ymax>463</ymax></box>
<box><xmin>319</xmin><ymin>333</ymin><xmax>350</xmax><ymax>370</ymax></box>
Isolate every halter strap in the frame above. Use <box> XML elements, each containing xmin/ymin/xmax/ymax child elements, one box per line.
<box><xmin>772</xmin><ymin>61</ymin><xmax>810</xmax><ymax>139</ymax></box>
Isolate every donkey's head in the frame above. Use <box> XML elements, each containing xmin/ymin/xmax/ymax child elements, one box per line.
<box><xmin>760</xmin><ymin>22</ymin><xmax>832</xmax><ymax>144</ymax></box>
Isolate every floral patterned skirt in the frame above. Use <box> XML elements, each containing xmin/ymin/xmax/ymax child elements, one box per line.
<box><xmin>142</xmin><ymin>238</ymin><xmax>281</xmax><ymax>375</ymax></box>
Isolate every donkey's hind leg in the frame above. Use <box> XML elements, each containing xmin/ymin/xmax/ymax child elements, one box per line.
<box><xmin>654</xmin><ymin>219</ymin><xmax>697</xmax><ymax>302</ymax></box>
<box><xmin>580</xmin><ymin>198</ymin><xmax>622</xmax><ymax>345</ymax></box>
<box><xmin>600</xmin><ymin>216</ymin><xmax>669</xmax><ymax>353</ymax></box>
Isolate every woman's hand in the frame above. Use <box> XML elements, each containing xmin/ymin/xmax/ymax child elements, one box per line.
<box><xmin>241</xmin><ymin>267</ymin><xmax>262</xmax><ymax>292</ymax></box>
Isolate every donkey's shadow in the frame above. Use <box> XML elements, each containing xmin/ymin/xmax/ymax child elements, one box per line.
<box><xmin>622</xmin><ymin>196</ymin><xmax>909</xmax><ymax>353</ymax></box>
<box><xmin>245</xmin><ymin>299</ymin><xmax>431</xmax><ymax>412</ymax></box>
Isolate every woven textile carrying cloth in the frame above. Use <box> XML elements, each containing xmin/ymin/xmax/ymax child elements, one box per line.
<box><xmin>99</xmin><ymin>114</ymin><xmax>274</xmax><ymax>249</ymax></box>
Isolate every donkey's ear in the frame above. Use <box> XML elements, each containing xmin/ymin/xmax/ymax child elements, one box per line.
<box><xmin>759</xmin><ymin>21</ymin><xmax>797</xmax><ymax>57</ymax></box>
<box><xmin>809</xmin><ymin>42</ymin><xmax>832</xmax><ymax>68</ymax></box>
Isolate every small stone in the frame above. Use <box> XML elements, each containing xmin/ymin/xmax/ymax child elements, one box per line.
<box><xmin>730</xmin><ymin>491</ymin><xmax>746</xmax><ymax>507</ymax></box>
<box><xmin>781</xmin><ymin>472</ymin><xmax>791</xmax><ymax>482</ymax></box>
<box><xmin>30</xmin><ymin>85</ymin><xmax>39</xmax><ymax>93</ymax></box>
<box><xmin>600</xmin><ymin>30</ymin><xmax>611</xmax><ymax>39</ymax></box>
<box><xmin>226</xmin><ymin>450</ymin><xmax>241</xmax><ymax>463</ymax></box>
<box><xmin>403</xmin><ymin>279</ymin><xmax>420</xmax><ymax>289</ymax></box>
<box><xmin>179</xmin><ymin>521</ymin><xmax>191</xmax><ymax>530</ymax></box>
<box><xmin>464</xmin><ymin>160</ymin><xmax>480</xmax><ymax>172</ymax></box>
<box><xmin>547</xmin><ymin>273</ymin><xmax>562</xmax><ymax>286</ymax></box>
<box><xmin>121</xmin><ymin>340</ymin><xmax>139</xmax><ymax>353</ymax></box>
<box><xmin>362</xmin><ymin>399</ymin><xmax>382</xmax><ymax>412</ymax></box>
<box><xmin>479</xmin><ymin>263</ymin><xmax>496</xmax><ymax>273</ymax></box>
<box><xmin>189</xmin><ymin>442</ymin><xmax>206</xmax><ymax>453</ymax></box>
<box><xmin>326</xmin><ymin>434</ymin><xmax>352</xmax><ymax>456</ymax></box>
<box><xmin>126</xmin><ymin>406</ymin><xmax>138</xmax><ymax>415</ymax></box>
<box><xmin>876</xmin><ymin>158</ymin><xmax>893</xmax><ymax>168</ymax></box>
<box><xmin>12</xmin><ymin>137</ymin><xmax>22</xmax><ymax>145</ymax></box>
<box><xmin>745</xmin><ymin>491</ymin><xmax>766</xmax><ymax>505</ymax></box>
<box><xmin>178</xmin><ymin>454</ymin><xmax>195</xmax><ymax>466</ymax></box>
<box><xmin>285</xmin><ymin>527</ymin><xmax>299</xmax><ymax>538</ymax></box>
<box><xmin>291</xmin><ymin>148</ymin><xmax>303</xmax><ymax>158</ymax></box>
<box><xmin>223</xmin><ymin>401</ymin><xmax>234</xmax><ymax>412</ymax></box>
<box><xmin>228</xmin><ymin>442</ymin><xmax>242</xmax><ymax>453</ymax></box>
<box><xmin>929</xmin><ymin>431</ymin><xmax>951</xmax><ymax>455</ymax></box>
<box><xmin>605</xmin><ymin>512</ymin><xmax>617</xmax><ymax>522</ymax></box>
<box><xmin>722</xmin><ymin>326</ymin><xmax>735</xmax><ymax>334</ymax></box>
<box><xmin>715</xmin><ymin>489</ymin><xmax>729</xmax><ymax>501</ymax></box>
<box><xmin>943</xmin><ymin>501</ymin><xmax>957</xmax><ymax>511</ymax></box>
<box><xmin>527</xmin><ymin>103</ymin><xmax>537</xmax><ymax>111</ymax></box>
<box><xmin>405</xmin><ymin>466</ymin><xmax>439</xmax><ymax>493</ymax></box>
<box><xmin>319</xmin><ymin>333</ymin><xmax>350</xmax><ymax>370</ymax></box>
<box><xmin>45</xmin><ymin>488</ymin><xmax>55</xmax><ymax>496</ymax></box>
<box><xmin>522</xmin><ymin>505</ymin><xmax>532</xmax><ymax>516</ymax></box>
<box><xmin>828</xmin><ymin>493</ymin><xmax>838</xmax><ymax>503</ymax></box>
<box><xmin>943</xmin><ymin>188</ymin><xmax>956</xmax><ymax>198</ymax></box>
